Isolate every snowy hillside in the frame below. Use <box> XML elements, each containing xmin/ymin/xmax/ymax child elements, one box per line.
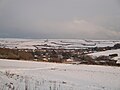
<box><xmin>0</xmin><ymin>59</ymin><xmax>120</xmax><ymax>90</ymax></box>
<box><xmin>88</xmin><ymin>49</ymin><xmax>120</xmax><ymax>63</ymax></box>
<box><xmin>0</xmin><ymin>38</ymin><xmax>120</xmax><ymax>49</ymax></box>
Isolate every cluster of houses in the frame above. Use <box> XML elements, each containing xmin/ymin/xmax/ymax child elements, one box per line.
<box><xmin>33</xmin><ymin>49</ymin><xmax>83</xmax><ymax>63</ymax></box>
<box><xmin>0</xmin><ymin>43</ymin><xmax>120</xmax><ymax>66</ymax></box>
<box><xmin>31</xmin><ymin>48</ymin><xmax>119</xmax><ymax>66</ymax></box>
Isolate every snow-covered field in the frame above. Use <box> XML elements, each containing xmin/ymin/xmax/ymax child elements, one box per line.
<box><xmin>0</xmin><ymin>59</ymin><xmax>120</xmax><ymax>90</ymax></box>
<box><xmin>0</xmin><ymin>38</ymin><xmax>120</xmax><ymax>49</ymax></box>
<box><xmin>88</xmin><ymin>49</ymin><xmax>120</xmax><ymax>63</ymax></box>
<box><xmin>88</xmin><ymin>49</ymin><xmax>120</xmax><ymax>57</ymax></box>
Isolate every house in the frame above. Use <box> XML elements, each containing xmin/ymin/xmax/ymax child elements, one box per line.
<box><xmin>66</xmin><ymin>58</ymin><xmax>74</xmax><ymax>62</ymax></box>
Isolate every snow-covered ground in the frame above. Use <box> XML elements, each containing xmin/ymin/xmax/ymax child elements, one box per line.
<box><xmin>0</xmin><ymin>38</ymin><xmax>120</xmax><ymax>49</ymax></box>
<box><xmin>0</xmin><ymin>59</ymin><xmax>120</xmax><ymax>90</ymax></box>
<box><xmin>88</xmin><ymin>49</ymin><xmax>120</xmax><ymax>63</ymax></box>
<box><xmin>88</xmin><ymin>49</ymin><xmax>120</xmax><ymax>57</ymax></box>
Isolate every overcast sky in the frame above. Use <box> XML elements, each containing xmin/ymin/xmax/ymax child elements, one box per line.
<box><xmin>0</xmin><ymin>0</ymin><xmax>120</xmax><ymax>39</ymax></box>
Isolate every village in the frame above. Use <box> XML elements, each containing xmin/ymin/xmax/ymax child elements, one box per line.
<box><xmin>0</xmin><ymin>43</ymin><xmax>120</xmax><ymax>66</ymax></box>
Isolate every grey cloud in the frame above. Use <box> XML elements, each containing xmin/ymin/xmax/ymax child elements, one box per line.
<box><xmin>0</xmin><ymin>0</ymin><xmax>120</xmax><ymax>39</ymax></box>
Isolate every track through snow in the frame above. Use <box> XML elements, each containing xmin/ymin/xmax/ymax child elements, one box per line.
<box><xmin>0</xmin><ymin>59</ymin><xmax>120</xmax><ymax>90</ymax></box>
